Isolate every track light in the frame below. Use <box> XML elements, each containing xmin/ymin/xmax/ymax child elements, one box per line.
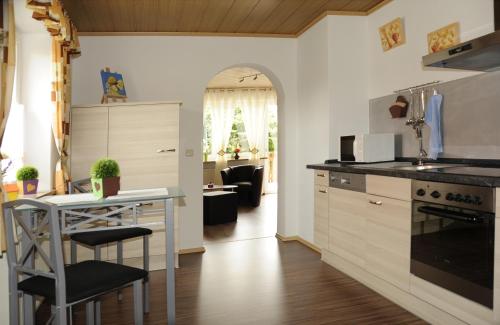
<box><xmin>238</xmin><ymin>73</ymin><xmax>263</xmax><ymax>84</ymax></box>
<box><xmin>239</xmin><ymin>78</ymin><xmax>244</xmax><ymax>83</ymax></box>
<box><xmin>253</xmin><ymin>74</ymin><xmax>258</xmax><ymax>80</ymax></box>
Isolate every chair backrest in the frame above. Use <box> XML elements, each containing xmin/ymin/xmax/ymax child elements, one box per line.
<box><xmin>69</xmin><ymin>178</ymin><xmax>92</xmax><ymax>194</ymax></box>
<box><xmin>3</xmin><ymin>199</ymin><xmax>67</xmax><ymax>305</ymax></box>
<box><xmin>229</xmin><ymin>165</ymin><xmax>256</xmax><ymax>182</ymax></box>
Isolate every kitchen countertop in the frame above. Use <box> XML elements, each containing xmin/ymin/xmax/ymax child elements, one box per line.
<box><xmin>307</xmin><ymin>160</ymin><xmax>500</xmax><ymax>187</ymax></box>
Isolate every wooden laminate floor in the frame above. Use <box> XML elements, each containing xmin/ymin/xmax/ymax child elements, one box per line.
<box><xmin>203</xmin><ymin>193</ymin><xmax>277</xmax><ymax>244</ymax></box>
<box><xmin>60</xmin><ymin>237</ymin><xmax>425</xmax><ymax>325</ymax></box>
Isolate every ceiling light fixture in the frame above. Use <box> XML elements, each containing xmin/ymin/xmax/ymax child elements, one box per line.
<box><xmin>238</xmin><ymin>73</ymin><xmax>263</xmax><ymax>83</ymax></box>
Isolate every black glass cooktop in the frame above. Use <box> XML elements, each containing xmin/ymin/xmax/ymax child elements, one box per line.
<box><xmin>432</xmin><ymin>166</ymin><xmax>500</xmax><ymax>177</ymax></box>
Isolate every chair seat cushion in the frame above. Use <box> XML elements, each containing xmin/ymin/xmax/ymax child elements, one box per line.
<box><xmin>18</xmin><ymin>260</ymin><xmax>148</xmax><ymax>303</ymax></box>
<box><xmin>233</xmin><ymin>181</ymin><xmax>253</xmax><ymax>191</ymax></box>
<box><xmin>70</xmin><ymin>227</ymin><xmax>153</xmax><ymax>246</ymax></box>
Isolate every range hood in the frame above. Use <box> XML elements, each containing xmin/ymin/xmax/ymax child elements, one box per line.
<box><xmin>422</xmin><ymin>0</ymin><xmax>500</xmax><ymax>71</ymax></box>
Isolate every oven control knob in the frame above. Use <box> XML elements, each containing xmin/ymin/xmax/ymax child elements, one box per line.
<box><xmin>430</xmin><ymin>191</ymin><xmax>441</xmax><ymax>199</ymax></box>
<box><xmin>416</xmin><ymin>189</ymin><xmax>426</xmax><ymax>196</ymax></box>
<box><xmin>454</xmin><ymin>194</ymin><xmax>463</xmax><ymax>202</ymax></box>
<box><xmin>464</xmin><ymin>195</ymin><xmax>472</xmax><ymax>204</ymax></box>
<box><xmin>445</xmin><ymin>193</ymin><xmax>454</xmax><ymax>201</ymax></box>
<box><xmin>474</xmin><ymin>196</ymin><xmax>483</xmax><ymax>205</ymax></box>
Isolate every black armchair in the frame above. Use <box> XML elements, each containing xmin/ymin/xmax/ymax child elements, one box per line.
<box><xmin>221</xmin><ymin>165</ymin><xmax>264</xmax><ymax>207</ymax></box>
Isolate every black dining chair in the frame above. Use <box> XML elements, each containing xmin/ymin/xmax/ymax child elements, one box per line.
<box><xmin>68</xmin><ymin>178</ymin><xmax>152</xmax><ymax>322</ymax></box>
<box><xmin>3</xmin><ymin>199</ymin><xmax>148</xmax><ymax>325</ymax></box>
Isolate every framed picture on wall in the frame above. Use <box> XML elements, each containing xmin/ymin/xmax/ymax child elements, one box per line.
<box><xmin>379</xmin><ymin>17</ymin><xmax>406</xmax><ymax>52</ymax></box>
<box><xmin>427</xmin><ymin>22</ymin><xmax>460</xmax><ymax>54</ymax></box>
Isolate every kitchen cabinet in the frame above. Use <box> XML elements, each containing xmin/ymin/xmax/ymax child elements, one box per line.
<box><xmin>364</xmin><ymin>194</ymin><xmax>411</xmax><ymax>291</ymax></box>
<box><xmin>314</xmin><ymin>185</ymin><xmax>329</xmax><ymax>250</ymax></box>
<box><xmin>328</xmin><ymin>187</ymin><xmax>367</xmax><ymax>268</ymax></box>
<box><xmin>70</xmin><ymin>101</ymin><xmax>180</xmax><ymax>264</ymax></box>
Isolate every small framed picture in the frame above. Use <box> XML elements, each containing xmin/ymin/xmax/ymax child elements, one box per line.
<box><xmin>427</xmin><ymin>22</ymin><xmax>460</xmax><ymax>54</ymax></box>
<box><xmin>379</xmin><ymin>17</ymin><xmax>406</xmax><ymax>52</ymax></box>
<box><xmin>100</xmin><ymin>69</ymin><xmax>127</xmax><ymax>98</ymax></box>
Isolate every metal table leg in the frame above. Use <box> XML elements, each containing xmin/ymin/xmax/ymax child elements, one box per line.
<box><xmin>164</xmin><ymin>198</ymin><xmax>175</xmax><ymax>324</ymax></box>
<box><xmin>21</xmin><ymin>209</ymin><xmax>35</xmax><ymax>325</ymax></box>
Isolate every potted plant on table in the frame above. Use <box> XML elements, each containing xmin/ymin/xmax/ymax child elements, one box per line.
<box><xmin>90</xmin><ymin>158</ymin><xmax>121</xmax><ymax>198</ymax></box>
<box><xmin>16</xmin><ymin>166</ymin><xmax>39</xmax><ymax>195</ymax></box>
<box><xmin>233</xmin><ymin>148</ymin><xmax>241</xmax><ymax>160</ymax></box>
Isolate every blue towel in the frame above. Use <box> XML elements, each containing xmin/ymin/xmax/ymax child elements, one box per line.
<box><xmin>424</xmin><ymin>94</ymin><xmax>443</xmax><ymax>160</ymax></box>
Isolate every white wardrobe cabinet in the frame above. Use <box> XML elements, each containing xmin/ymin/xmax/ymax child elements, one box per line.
<box><xmin>70</xmin><ymin>101</ymin><xmax>181</xmax><ymax>268</ymax></box>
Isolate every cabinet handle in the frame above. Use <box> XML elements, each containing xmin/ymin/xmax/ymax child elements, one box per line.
<box><xmin>319</xmin><ymin>189</ymin><xmax>327</xmax><ymax>194</ymax></box>
<box><xmin>317</xmin><ymin>173</ymin><xmax>326</xmax><ymax>177</ymax></box>
<box><xmin>369</xmin><ymin>200</ymin><xmax>383</xmax><ymax>206</ymax></box>
<box><xmin>156</xmin><ymin>148</ymin><xmax>176</xmax><ymax>153</ymax></box>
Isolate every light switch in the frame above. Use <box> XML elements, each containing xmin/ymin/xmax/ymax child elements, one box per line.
<box><xmin>185</xmin><ymin>149</ymin><xmax>194</xmax><ymax>157</ymax></box>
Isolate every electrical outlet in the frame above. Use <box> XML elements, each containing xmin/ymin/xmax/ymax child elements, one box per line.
<box><xmin>185</xmin><ymin>149</ymin><xmax>194</xmax><ymax>157</ymax></box>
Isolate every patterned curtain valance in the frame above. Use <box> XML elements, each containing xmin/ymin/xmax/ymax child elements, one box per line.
<box><xmin>27</xmin><ymin>0</ymin><xmax>81</xmax><ymax>194</ymax></box>
<box><xmin>27</xmin><ymin>0</ymin><xmax>81</xmax><ymax>57</ymax></box>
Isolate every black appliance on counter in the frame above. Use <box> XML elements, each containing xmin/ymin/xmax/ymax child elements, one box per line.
<box><xmin>411</xmin><ymin>180</ymin><xmax>495</xmax><ymax>308</ymax></box>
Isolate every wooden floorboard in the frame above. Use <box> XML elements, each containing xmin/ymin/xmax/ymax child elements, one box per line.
<box><xmin>41</xmin><ymin>237</ymin><xmax>426</xmax><ymax>325</ymax></box>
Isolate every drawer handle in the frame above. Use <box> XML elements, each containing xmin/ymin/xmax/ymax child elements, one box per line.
<box><xmin>317</xmin><ymin>173</ymin><xmax>326</xmax><ymax>177</ymax></box>
<box><xmin>369</xmin><ymin>200</ymin><xmax>382</xmax><ymax>206</ymax></box>
<box><xmin>319</xmin><ymin>190</ymin><xmax>327</xmax><ymax>194</ymax></box>
<box><xmin>156</xmin><ymin>148</ymin><xmax>176</xmax><ymax>153</ymax></box>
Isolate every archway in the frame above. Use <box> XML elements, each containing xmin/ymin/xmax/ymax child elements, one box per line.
<box><xmin>202</xmin><ymin>66</ymin><xmax>279</xmax><ymax>244</ymax></box>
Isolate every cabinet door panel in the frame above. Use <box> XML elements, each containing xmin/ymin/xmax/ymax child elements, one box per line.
<box><xmin>108</xmin><ymin>103</ymin><xmax>180</xmax><ymax>260</ymax></box>
<box><xmin>314</xmin><ymin>185</ymin><xmax>329</xmax><ymax>249</ymax></box>
<box><xmin>329</xmin><ymin>188</ymin><xmax>367</xmax><ymax>268</ymax></box>
<box><xmin>365</xmin><ymin>194</ymin><xmax>411</xmax><ymax>291</ymax></box>
<box><xmin>70</xmin><ymin>107</ymin><xmax>108</xmax><ymax>181</ymax></box>
<box><xmin>108</xmin><ymin>103</ymin><xmax>179</xmax><ymax>190</ymax></box>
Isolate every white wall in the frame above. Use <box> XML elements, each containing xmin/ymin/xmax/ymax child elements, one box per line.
<box><xmin>19</xmin><ymin>33</ymin><xmax>54</xmax><ymax>191</ymax></box>
<box><xmin>71</xmin><ymin>36</ymin><xmax>300</xmax><ymax>249</ymax></box>
<box><xmin>367</xmin><ymin>0</ymin><xmax>494</xmax><ymax>98</ymax></box>
<box><xmin>297</xmin><ymin>19</ymin><xmax>330</xmax><ymax>244</ymax></box>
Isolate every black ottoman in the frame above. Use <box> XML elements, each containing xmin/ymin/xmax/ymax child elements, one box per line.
<box><xmin>203</xmin><ymin>191</ymin><xmax>238</xmax><ymax>225</ymax></box>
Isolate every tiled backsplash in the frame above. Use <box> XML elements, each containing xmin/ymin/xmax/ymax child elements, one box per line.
<box><xmin>369</xmin><ymin>71</ymin><xmax>500</xmax><ymax>159</ymax></box>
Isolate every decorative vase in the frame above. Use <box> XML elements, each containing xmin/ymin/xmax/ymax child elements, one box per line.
<box><xmin>234</xmin><ymin>153</ymin><xmax>240</xmax><ymax>160</ymax></box>
<box><xmin>5</xmin><ymin>183</ymin><xmax>19</xmax><ymax>201</ymax></box>
<box><xmin>17</xmin><ymin>179</ymin><xmax>38</xmax><ymax>196</ymax></box>
<box><xmin>92</xmin><ymin>176</ymin><xmax>120</xmax><ymax>198</ymax></box>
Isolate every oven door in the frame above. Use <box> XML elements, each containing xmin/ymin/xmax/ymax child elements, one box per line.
<box><xmin>411</xmin><ymin>201</ymin><xmax>495</xmax><ymax>308</ymax></box>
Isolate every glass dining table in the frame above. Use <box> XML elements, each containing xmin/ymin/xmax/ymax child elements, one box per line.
<box><xmin>17</xmin><ymin>187</ymin><xmax>184</xmax><ymax>324</ymax></box>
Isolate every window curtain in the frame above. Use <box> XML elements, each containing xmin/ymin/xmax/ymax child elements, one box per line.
<box><xmin>0</xmin><ymin>0</ymin><xmax>16</xmax><ymax>251</ymax></box>
<box><xmin>27</xmin><ymin>0</ymin><xmax>81</xmax><ymax>194</ymax></box>
<box><xmin>204</xmin><ymin>89</ymin><xmax>236</xmax><ymax>184</ymax></box>
<box><xmin>238</xmin><ymin>88</ymin><xmax>276</xmax><ymax>164</ymax></box>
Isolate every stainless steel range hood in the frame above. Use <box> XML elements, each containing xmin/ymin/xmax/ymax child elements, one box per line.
<box><xmin>422</xmin><ymin>0</ymin><xmax>500</xmax><ymax>71</ymax></box>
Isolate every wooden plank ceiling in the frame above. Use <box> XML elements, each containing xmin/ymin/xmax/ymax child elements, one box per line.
<box><xmin>61</xmin><ymin>0</ymin><xmax>391</xmax><ymax>37</ymax></box>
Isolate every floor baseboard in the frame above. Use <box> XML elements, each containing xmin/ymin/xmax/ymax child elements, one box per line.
<box><xmin>179</xmin><ymin>246</ymin><xmax>206</xmax><ymax>255</ymax></box>
<box><xmin>275</xmin><ymin>233</ymin><xmax>321</xmax><ymax>253</ymax></box>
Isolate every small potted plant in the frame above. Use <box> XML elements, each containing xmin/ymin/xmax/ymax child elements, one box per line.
<box><xmin>233</xmin><ymin>148</ymin><xmax>241</xmax><ymax>160</ymax></box>
<box><xmin>90</xmin><ymin>158</ymin><xmax>120</xmax><ymax>198</ymax></box>
<box><xmin>16</xmin><ymin>166</ymin><xmax>39</xmax><ymax>195</ymax></box>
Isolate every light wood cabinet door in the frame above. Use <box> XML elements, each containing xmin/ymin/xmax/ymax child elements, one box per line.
<box><xmin>108</xmin><ymin>103</ymin><xmax>179</xmax><ymax>190</ymax></box>
<box><xmin>314</xmin><ymin>185</ymin><xmax>329</xmax><ymax>250</ymax></box>
<box><xmin>364</xmin><ymin>194</ymin><xmax>411</xmax><ymax>291</ymax></box>
<box><xmin>70</xmin><ymin>106</ymin><xmax>109</xmax><ymax>181</ymax></box>
<box><xmin>329</xmin><ymin>188</ymin><xmax>367</xmax><ymax>268</ymax></box>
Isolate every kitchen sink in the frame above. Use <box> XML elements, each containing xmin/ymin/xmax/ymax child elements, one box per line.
<box><xmin>393</xmin><ymin>164</ymin><xmax>458</xmax><ymax>171</ymax></box>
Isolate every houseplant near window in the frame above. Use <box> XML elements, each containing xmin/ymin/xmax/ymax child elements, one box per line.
<box><xmin>16</xmin><ymin>166</ymin><xmax>39</xmax><ymax>195</ymax></box>
<box><xmin>90</xmin><ymin>158</ymin><xmax>121</xmax><ymax>198</ymax></box>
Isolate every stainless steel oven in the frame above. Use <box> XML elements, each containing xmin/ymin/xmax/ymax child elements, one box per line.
<box><xmin>411</xmin><ymin>180</ymin><xmax>495</xmax><ymax>308</ymax></box>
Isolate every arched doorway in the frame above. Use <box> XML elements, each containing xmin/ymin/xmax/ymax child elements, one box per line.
<box><xmin>202</xmin><ymin>66</ymin><xmax>278</xmax><ymax>244</ymax></box>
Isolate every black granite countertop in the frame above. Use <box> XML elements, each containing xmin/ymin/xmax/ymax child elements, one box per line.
<box><xmin>307</xmin><ymin>158</ymin><xmax>500</xmax><ymax>187</ymax></box>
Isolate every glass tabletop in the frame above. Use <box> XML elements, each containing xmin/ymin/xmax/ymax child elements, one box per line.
<box><xmin>39</xmin><ymin>187</ymin><xmax>185</xmax><ymax>209</ymax></box>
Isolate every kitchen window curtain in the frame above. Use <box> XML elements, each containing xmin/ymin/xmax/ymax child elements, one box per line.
<box><xmin>0</xmin><ymin>0</ymin><xmax>16</xmax><ymax>252</ymax></box>
<box><xmin>204</xmin><ymin>89</ymin><xmax>236</xmax><ymax>184</ymax></box>
<box><xmin>27</xmin><ymin>0</ymin><xmax>81</xmax><ymax>194</ymax></box>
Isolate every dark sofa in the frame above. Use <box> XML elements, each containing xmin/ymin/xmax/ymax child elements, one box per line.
<box><xmin>220</xmin><ymin>165</ymin><xmax>264</xmax><ymax>207</ymax></box>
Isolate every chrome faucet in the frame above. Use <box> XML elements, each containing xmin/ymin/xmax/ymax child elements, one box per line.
<box><xmin>405</xmin><ymin>89</ymin><xmax>427</xmax><ymax>166</ymax></box>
